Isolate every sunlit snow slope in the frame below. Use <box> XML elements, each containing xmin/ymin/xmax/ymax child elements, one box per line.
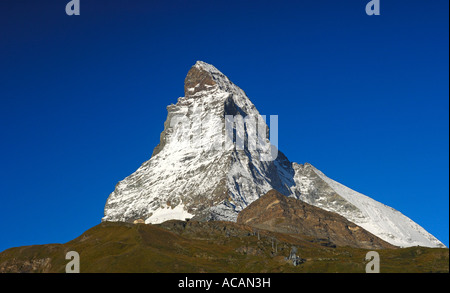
<box><xmin>293</xmin><ymin>163</ymin><xmax>445</xmax><ymax>248</ymax></box>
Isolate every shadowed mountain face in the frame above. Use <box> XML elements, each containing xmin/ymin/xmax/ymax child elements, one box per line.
<box><xmin>237</xmin><ymin>190</ymin><xmax>395</xmax><ymax>249</ymax></box>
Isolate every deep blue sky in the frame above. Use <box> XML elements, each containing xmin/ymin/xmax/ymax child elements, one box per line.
<box><xmin>0</xmin><ymin>0</ymin><xmax>448</xmax><ymax>251</ymax></box>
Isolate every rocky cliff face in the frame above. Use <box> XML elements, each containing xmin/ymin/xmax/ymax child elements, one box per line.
<box><xmin>237</xmin><ymin>189</ymin><xmax>395</xmax><ymax>249</ymax></box>
<box><xmin>102</xmin><ymin>61</ymin><xmax>445</xmax><ymax>248</ymax></box>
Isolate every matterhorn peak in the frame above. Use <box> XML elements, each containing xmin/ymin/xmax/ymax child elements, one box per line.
<box><xmin>184</xmin><ymin>61</ymin><xmax>245</xmax><ymax>99</ymax></box>
<box><xmin>104</xmin><ymin>61</ymin><xmax>296</xmax><ymax>224</ymax></box>
<box><xmin>184</xmin><ymin>61</ymin><xmax>217</xmax><ymax>97</ymax></box>
<box><xmin>103</xmin><ymin>62</ymin><xmax>445</xmax><ymax>248</ymax></box>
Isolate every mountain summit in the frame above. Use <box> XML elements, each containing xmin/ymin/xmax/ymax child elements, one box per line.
<box><xmin>103</xmin><ymin>61</ymin><xmax>445</xmax><ymax>248</ymax></box>
<box><xmin>104</xmin><ymin>61</ymin><xmax>297</xmax><ymax>224</ymax></box>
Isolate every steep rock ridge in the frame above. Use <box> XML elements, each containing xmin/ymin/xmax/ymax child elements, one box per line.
<box><xmin>292</xmin><ymin>163</ymin><xmax>446</xmax><ymax>248</ymax></box>
<box><xmin>103</xmin><ymin>61</ymin><xmax>445</xmax><ymax>248</ymax></box>
<box><xmin>237</xmin><ymin>189</ymin><xmax>395</xmax><ymax>249</ymax></box>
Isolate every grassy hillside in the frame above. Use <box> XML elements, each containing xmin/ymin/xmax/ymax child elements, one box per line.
<box><xmin>0</xmin><ymin>221</ymin><xmax>448</xmax><ymax>273</ymax></box>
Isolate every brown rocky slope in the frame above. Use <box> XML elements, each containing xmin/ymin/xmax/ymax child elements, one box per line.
<box><xmin>237</xmin><ymin>189</ymin><xmax>396</xmax><ymax>249</ymax></box>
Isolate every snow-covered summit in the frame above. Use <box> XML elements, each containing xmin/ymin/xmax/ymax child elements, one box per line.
<box><xmin>103</xmin><ymin>61</ymin><xmax>445</xmax><ymax>248</ymax></box>
<box><xmin>104</xmin><ymin>61</ymin><xmax>297</xmax><ymax>225</ymax></box>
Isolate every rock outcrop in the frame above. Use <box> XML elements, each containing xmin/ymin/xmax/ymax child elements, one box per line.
<box><xmin>237</xmin><ymin>189</ymin><xmax>396</xmax><ymax>249</ymax></box>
